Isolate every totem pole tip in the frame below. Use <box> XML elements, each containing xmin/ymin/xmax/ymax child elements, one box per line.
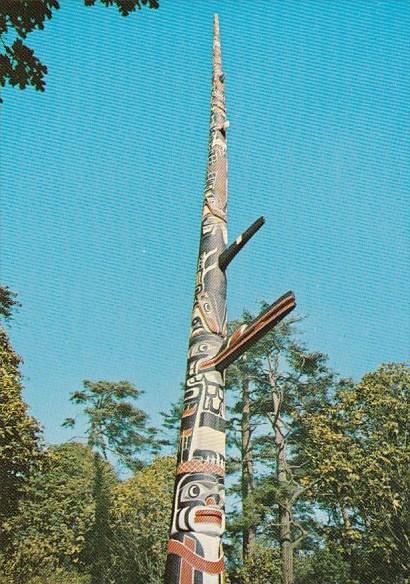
<box><xmin>213</xmin><ymin>14</ymin><xmax>222</xmax><ymax>76</ymax></box>
<box><xmin>213</xmin><ymin>14</ymin><xmax>220</xmax><ymax>41</ymax></box>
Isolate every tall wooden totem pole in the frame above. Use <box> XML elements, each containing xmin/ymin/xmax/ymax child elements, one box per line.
<box><xmin>164</xmin><ymin>15</ymin><xmax>296</xmax><ymax>584</ymax></box>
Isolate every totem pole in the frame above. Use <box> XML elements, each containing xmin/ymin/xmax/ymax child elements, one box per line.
<box><xmin>164</xmin><ymin>16</ymin><xmax>296</xmax><ymax>584</ymax></box>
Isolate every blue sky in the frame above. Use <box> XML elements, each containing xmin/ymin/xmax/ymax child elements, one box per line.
<box><xmin>1</xmin><ymin>0</ymin><xmax>409</xmax><ymax>445</ymax></box>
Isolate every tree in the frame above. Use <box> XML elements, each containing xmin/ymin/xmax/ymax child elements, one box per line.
<box><xmin>225</xmin><ymin>314</ymin><xmax>261</xmax><ymax>559</ymax></box>
<box><xmin>64</xmin><ymin>379</ymin><xmax>158</xmax><ymax>469</ymax></box>
<box><xmin>257</xmin><ymin>341</ymin><xmax>333</xmax><ymax>584</ymax></box>
<box><xmin>235</xmin><ymin>544</ymin><xmax>282</xmax><ymax>584</ymax></box>
<box><xmin>2</xmin><ymin>446</ymin><xmax>175</xmax><ymax>584</ymax></box>
<box><xmin>301</xmin><ymin>363</ymin><xmax>410</xmax><ymax>583</ymax></box>
<box><xmin>0</xmin><ymin>0</ymin><xmax>159</xmax><ymax>101</ymax></box>
<box><xmin>108</xmin><ymin>456</ymin><xmax>175</xmax><ymax>584</ymax></box>
<box><xmin>294</xmin><ymin>546</ymin><xmax>350</xmax><ymax>584</ymax></box>
<box><xmin>0</xmin><ymin>284</ymin><xmax>20</xmax><ymax>321</ymax></box>
<box><xmin>225</xmin><ymin>306</ymin><xmax>335</xmax><ymax>584</ymax></box>
<box><xmin>2</xmin><ymin>442</ymin><xmax>114</xmax><ymax>582</ymax></box>
<box><xmin>159</xmin><ymin>386</ymin><xmax>183</xmax><ymax>451</ymax></box>
<box><xmin>0</xmin><ymin>285</ymin><xmax>43</xmax><ymax>549</ymax></box>
<box><xmin>64</xmin><ymin>379</ymin><xmax>159</xmax><ymax>584</ymax></box>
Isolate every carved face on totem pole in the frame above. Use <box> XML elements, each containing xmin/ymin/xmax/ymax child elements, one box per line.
<box><xmin>171</xmin><ymin>471</ymin><xmax>225</xmax><ymax>537</ymax></box>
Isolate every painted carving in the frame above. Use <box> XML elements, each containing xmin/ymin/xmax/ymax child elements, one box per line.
<box><xmin>164</xmin><ymin>14</ymin><xmax>296</xmax><ymax>584</ymax></box>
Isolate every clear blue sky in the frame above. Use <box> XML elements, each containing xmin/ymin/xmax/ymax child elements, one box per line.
<box><xmin>1</xmin><ymin>0</ymin><xmax>409</xmax><ymax>445</ymax></box>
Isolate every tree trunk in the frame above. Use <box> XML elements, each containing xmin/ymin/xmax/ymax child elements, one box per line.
<box><xmin>341</xmin><ymin>506</ymin><xmax>352</xmax><ymax>532</ymax></box>
<box><xmin>276</xmin><ymin>424</ymin><xmax>294</xmax><ymax>584</ymax></box>
<box><xmin>241</xmin><ymin>378</ymin><xmax>255</xmax><ymax>558</ymax></box>
<box><xmin>269</xmin><ymin>355</ymin><xmax>294</xmax><ymax>584</ymax></box>
<box><xmin>341</xmin><ymin>505</ymin><xmax>354</xmax><ymax>580</ymax></box>
<box><xmin>90</xmin><ymin>453</ymin><xmax>111</xmax><ymax>584</ymax></box>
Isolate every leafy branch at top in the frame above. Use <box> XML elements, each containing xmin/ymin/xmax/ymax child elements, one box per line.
<box><xmin>0</xmin><ymin>0</ymin><xmax>159</xmax><ymax>102</ymax></box>
<box><xmin>63</xmin><ymin>379</ymin><xmax>160</xmax><ymax>470</ymax></box>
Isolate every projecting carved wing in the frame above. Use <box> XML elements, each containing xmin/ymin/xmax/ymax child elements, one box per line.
<box><xmin>201</xmin><ymin>290</ymin><xmax>296</xmax><ymax>371</ymax></box>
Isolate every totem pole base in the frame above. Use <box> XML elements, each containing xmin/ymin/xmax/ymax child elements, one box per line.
<box><xmin>165</xmin><ymin>533</ymin><xmax>224</xmax><ymax>583</ymax></box>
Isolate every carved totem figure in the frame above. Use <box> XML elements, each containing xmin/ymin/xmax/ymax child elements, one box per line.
<box><xmin>164</xmin><ymin>15</ymin><xmax>296</xmax><ymax>584</ymax></box>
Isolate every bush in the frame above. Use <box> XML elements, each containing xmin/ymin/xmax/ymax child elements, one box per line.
<box><xmin>234</xmin><ymin>544</ymin><xmax>281</xmax><ymax>584</ymax></box>
<box><xmin>0</xmin><ymin>568</ymin><xmax>90</xmax><ymax>584</ymax></box>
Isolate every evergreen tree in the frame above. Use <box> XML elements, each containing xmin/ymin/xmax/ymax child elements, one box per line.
<box><xmin>64</xmin><ymin>379</ymin><xmax>159</xmax><ymax>584</ymax></box>
<box><xmin>225</xmin><ymin>306</ymin><xmax>335</xmax><ymax>584</ymax></box>
<box><xmin>159</xmin><ymin>385</ymin><xmax>184</xmax><ymax>451</ymax></box>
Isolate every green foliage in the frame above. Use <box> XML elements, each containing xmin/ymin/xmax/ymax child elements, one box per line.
<box><xmin>3</xmin><ymin>443</ymin><xmax>114</xmax><ymax>582</ymax></box>
<box><xmin>108</xmin><ymin>456</ymin><xmax>175</xmax><ymax>584</ymax></box>
<box><xmin>301</xmin><ymin>362</ymin><xmax>410</xmax><ymax>582</ymax></box>
<box><xmin>2</xmin><ymin>449</ymin><xmax>174</xmax><ymax>584</ymax></box>
<box><xmin>84</xmin><ymin>0</ymin><xmax>159</xmax><ymax>15</ymax></box>
<box><xmin>225</xmin><ymin>309</ymin><xmax>334</xmax><ymax>557</ymax></box>
<box><xmin>64</xmin><ymin>379</ymin><xmax>158</xmax><ymax>469</ymax></box>
<box><xmin>234</xmin><ymin>544</ymin><xmax>281</xmax><ymax>584</ymax></box>
<box><xmin>0</xmin><ymin>285</ymin><xmax>21</xmax><ymax>321</ymax></box>
<box><xmin>0</xmin><ymin>1</ymin><xmax>59</xmax><ymax>98</ymax></box>
<box><xmin>0</xmin><ymin>570</ymin><xmax>90</xmax><ymax>584</ymax></box>
<box><xmin>159</xmin><ymin>385</ymin><xmax>184</xmax><ymax>450</ymax></box>
<box><xmin>295</xmin><ymin>547</ymin><xmax>350</xmax><ymax>584</ymax></box>
<box><xmin>0</xmin><ymin>320</ymin><xmax>43</xmax><ymax>546</ymax></box>
<box><xmin>1</xmin><ymin>278</ymin><xmax>407</xmax><ymax>583</ymax></box>
<box><xmin>0</xmin><ymin>0</ymin><xmax>159</xmax><ymax>101</ymax></box>
<box><xmin>64</xmin><ymin>379</ymin><xmax>159</xmax><ymax>583</ymax></box>
<box><xmin>88</xmin><ymin>454</ymin><xmax>113</xmax><ymax>584</ymax></box>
